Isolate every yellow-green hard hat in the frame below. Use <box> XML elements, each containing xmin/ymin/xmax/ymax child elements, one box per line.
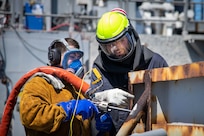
<box><xmin>96</xmin><ymin>11</ymin><xmax>129</xmax><ymax>43</ymax></box>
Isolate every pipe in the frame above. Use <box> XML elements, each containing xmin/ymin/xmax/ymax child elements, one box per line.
<box><xmin>130</xmin><ymin>128</ymin><xmax>167</xmax><ymax>136</ymax></box>
<box><xmin>0</xmin><ymin>66</ymin><xmax>90</xmax><ymax>136</ymax></box>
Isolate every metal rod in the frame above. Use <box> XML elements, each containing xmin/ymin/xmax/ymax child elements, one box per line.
<box><xmin>116</xmin><ymin>71</ymin><xmax>151</xmax><ymax>136</ymax></box>
<box><xmin>108</xmin><ymin>105</ymin><xmax>132</xmax><ymax>112</ymax></box>
<box><xmin>182</xmin><ymin>0</ymin><xmax>188</xmax><ymax>35</ymax></box>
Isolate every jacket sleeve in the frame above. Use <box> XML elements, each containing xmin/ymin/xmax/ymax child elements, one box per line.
<box><xmin>19</xmin><ymin>76</ymin><xmax>68</xmax><ymax>133</ymax></box>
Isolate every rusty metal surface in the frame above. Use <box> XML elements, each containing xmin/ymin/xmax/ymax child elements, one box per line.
<box><xmin>127</xmin><ymin>61</ymin><xmax>204</xmax><ymax>135</ymax></box>
<box><xmin>128</xmin><ymin>61</ymin><xmax>204</xmax><ymax>84</ymax></box>
<box><xmin>117</xmin><ymin>71</ymin><xmax>151</xmax><ymax>136</ymax></box>
<box><xmin>152</xmin><ymin>123</ymin><xmax>204</xmax><ymax>136</ymax></box>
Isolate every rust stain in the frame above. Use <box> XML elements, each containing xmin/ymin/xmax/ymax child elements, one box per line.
<box><xmin>152</xmin><ymin>113</ymin><xmax>167</xmax><ymax>124</ymax></box>
<box><xmin>152</xmin><ymin>123</ymin><xmax>204</xmax><ymax>136</ymax></box>
<box><xmin>132</xmin><ymin>119</ymin><xmax>145</xmax><ymax>134</ymax></box>
<box><xmin>151</xmin><ymin>95</ymin><xmax>157</xmax><ymax>102</ymax></box>
<box><xmin>128</xmin><ymin>61</ymin><xmax>204</xmax><ymax>84</ymax></box>
<box><xmin>127</xmin><ymin>61</ymin><xmax>204</xmax><ymax>135</ymax></box>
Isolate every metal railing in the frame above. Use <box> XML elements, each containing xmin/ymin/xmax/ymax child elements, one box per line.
<box><xmin>0</xmin><ymin>0</ymin><xmax>203</xmax><ymax>35</ymax></box>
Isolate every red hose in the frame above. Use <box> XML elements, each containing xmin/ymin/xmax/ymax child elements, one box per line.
<box><xmin>0</xmin><ymin>66</ymin><xmax>90</xmax><ymax>136</ymax></box>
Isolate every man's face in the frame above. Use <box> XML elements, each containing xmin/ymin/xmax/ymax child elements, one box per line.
<box><xmin>100</xmin><ymin>34</ymin><xmax>131</xmax><ymax>59</ymax></box>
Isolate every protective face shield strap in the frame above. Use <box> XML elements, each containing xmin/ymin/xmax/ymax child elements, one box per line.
<box><xmin>50</xmin><ymin>38</ymin><xmax>71</xmax><ymax>50</ymax></box>
<box><xmin>111</xmin><ymin>8</ymin><xmax>127</xmax><ymax>16</ymax></box>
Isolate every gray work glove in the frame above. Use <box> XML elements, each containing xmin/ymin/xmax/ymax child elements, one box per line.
<box><xmin>93</xmin><ymin>88</ymin><xmax>134</xmax><ymax>107</ymax></box>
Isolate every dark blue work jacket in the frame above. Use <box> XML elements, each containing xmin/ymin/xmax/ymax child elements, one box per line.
<box><xmin>89</xmin><ymin>38</ymin><xmax>168</xmax><ymax>135</ymax></box>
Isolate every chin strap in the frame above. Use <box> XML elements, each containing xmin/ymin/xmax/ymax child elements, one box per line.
<box><xmin>0</xmin><ymin>66</ymin><xmax>90</xmax><ymax>136</ymax></box>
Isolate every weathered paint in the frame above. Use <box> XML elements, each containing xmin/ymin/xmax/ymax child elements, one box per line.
<box><xmin>128</xmin><ymin>61</ymin><xmax>204</xmax><ymax>84</ymax></box>
<box><xmin>122</xmin><ymin>61</ymin><xmax>204</xmax><ymax>136</ymax></box>
<box><xmin>153</xmin><ymin>123</ymin><xmax>204</xmax><ymax>136</ymax></box>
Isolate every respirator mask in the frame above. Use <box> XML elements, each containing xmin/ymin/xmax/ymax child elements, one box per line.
<box><xmin>62</xmin><ymin>49</ymin><xmax>84</xmax><ymax>78</ymax></box>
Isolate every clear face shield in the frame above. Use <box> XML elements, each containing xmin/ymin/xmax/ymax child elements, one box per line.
<box><xmin>99</xmin><ymin>32</ymin><xmax>134</xmax><ymax>61</ymax></box>
<box><xmin>62</xmin><ymin>49</ymin><xmax>84</xmax><ymax>77</ymax></box>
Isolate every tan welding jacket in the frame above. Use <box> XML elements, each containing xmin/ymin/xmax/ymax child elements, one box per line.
<box><xmin>19</xmin><ymin>76</ymin><xmax>91</xmax><ymax>136</ymax></box>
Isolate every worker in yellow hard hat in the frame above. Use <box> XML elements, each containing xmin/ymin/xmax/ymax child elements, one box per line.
<box><xmin>86</xmin><ymin>8</ymin><xmax>168</xmax><ymax>135</ymax></box>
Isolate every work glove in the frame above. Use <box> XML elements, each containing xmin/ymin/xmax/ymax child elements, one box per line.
<box><xmin>93</xmin><ymin>88</ymin><xmax>134</xmax><ymax>107</ymax></box>
<box><xmin>57</xmin><ymin>99</ymin><xmax>99</xmax><ymax>121</ymax></box>
<box><xmin>95</xmin><ymin>113</ymin><xmax>113</xmax><ymax>132</ymax></box>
